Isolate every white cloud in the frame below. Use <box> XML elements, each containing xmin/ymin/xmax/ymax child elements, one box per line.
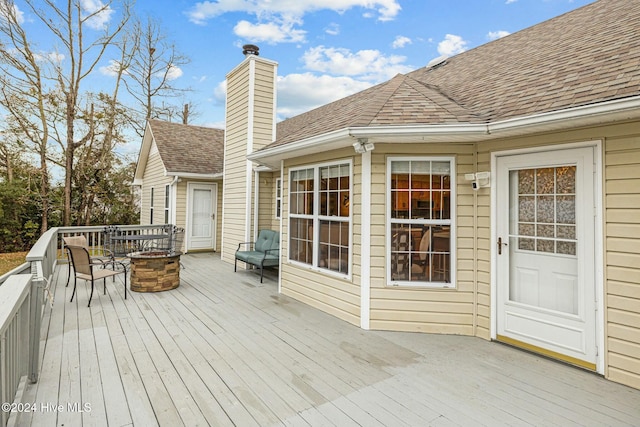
<box><xmin>165</xmin><ymin>64</ymin><xmax>183</xmax><ymax>81</ymax></box>
<box><xmin>437</xmin><ymin>34</ymin><xmax>468</xmax><ymax>56</ymax></box>
<box><xmin>214</xmin><ymin>72</ymin><xmax>373</xmax><ymax>119</ymax></box>
<box><xmin>506</xmin><ymin>0</ymin><xmax>517</xmax><ymax>3</ymax></box>
<box><xmin>81</xmin><ymin>0</ymin><xmax>114</xmax><ymax>30</ymax></box>
<box><xmin>276</xmin><ymin>73</ymin><xmax>373</xmax><ymax>119</ymax></box>
<box><xmin>325</xmin><ymin>23</ymin><xmax>340</xmax><ymax>36</ymax></box>
<box><xmin>302</xmin><ymin>45</ymin><xmax>411</xmax><ymax>82</ymax></box>
<box><xmin>186</xmin><ymin>0</ymin><xmax>401</xmax><ymax>26</ymax></box>
<box><xmin>487</xmin><ymin>30</ymin><xmax>510</xmax><ymax>41</ymax></box>
<box><xmin>99</xmin><ymin>59</ymin><xmax>124</xmax><ymax>76</ymax></box>
<box><xmin>0</xmin><ymin>4</ymin><xmax>25</xmax><ymax>24</ymax></box>
<box><xmin>392</xmin><ymin>35</ymin><xmax>411</xmax><ymax>49</ymax></box>
<box><xmin>234</xmin><ymin>19</ymin><xmax>306</xmax><ymax>44</ymax></box>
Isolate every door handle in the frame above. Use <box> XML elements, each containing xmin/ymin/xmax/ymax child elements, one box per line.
<box><xmin>497</xmin><ymin>237</ymin><xmax>508</xmax><ymax>255</ymax></box>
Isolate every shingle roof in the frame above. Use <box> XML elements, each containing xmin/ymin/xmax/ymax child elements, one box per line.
<box><xmin>149</xmin><ymin>119</ymin><xmax>224</xmax><ymax>175</ymax></box>
<box><xmin>271</xmin><ymin>0</ymin><xmax>640</xmax><ymax>148</ymax></box>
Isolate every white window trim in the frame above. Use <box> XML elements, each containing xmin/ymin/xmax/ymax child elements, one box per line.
<box><xmin>164</xmin><ymin>184</ymin><xmax>170</xmax><ymax>224</ymax></box>
<box><xmin>275</xmin><ymin>177</ymin><xmax>282</xmax><ymax>219</ymax></box>
<box><xmin>288</xmin><ymin>159</ymin><xmax>353</xmax><ymax>280</ymax></box>
<box><xmin>149</xmin><ymin>187</ymin><xmax>154</xmax><ymax>225</ymax></box>
<box><xmin>386</xmin><ymin>156</ymin><xmax>457</xmax><ymax>288</ymax></box>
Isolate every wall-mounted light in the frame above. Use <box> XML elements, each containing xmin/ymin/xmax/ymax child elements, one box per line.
<box><xmin>464</xmin><ymin>171</ymin><xmax>491</xmax><ymax>191</ymax></box>
<box><xmin>353</xmin><ymin>137</ymin><xmax>375</xmax><ymax>154</ymax></box>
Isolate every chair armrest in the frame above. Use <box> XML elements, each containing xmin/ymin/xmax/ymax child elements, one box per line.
<box><xmin>236</xmin><ymin>242</ymin><xmax>255</xmax><ymax>251</ymax></box>
<box><xmin>264</xmin><ymin>248</ymin><xmax>280</xmax><ymax>257</ymax></box>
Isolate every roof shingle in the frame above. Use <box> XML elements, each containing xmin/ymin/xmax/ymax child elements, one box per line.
<box><xmin>149</xmin><ymin>119</ymin><xmax>224</xmax><ymax>175</ymax></box>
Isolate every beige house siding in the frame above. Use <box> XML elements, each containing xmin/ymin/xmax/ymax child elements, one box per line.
<box><xmin>222</xmin><ymin>63</ymin><xmax>251</xmax><ymax>263</ymax></box>
<box><xmin>252</xmin><ymin>60</ymin><xmax>276</xmax><ymax>151</ymax></box>
<box><xmin>280</xmin><ymin>148</ymin><xmax>361</xmax><ymax>326</ymax></box>
<box><xmin>222</xmin><ymin>56</ymin><xmax>276</xmax><ymax>264</ymax></box>
<box><xmin>368</xmin><ymin>144</ymin><xmax>477</xmax><ymax>334</ymax></box>
<box><xmin>140</xmin><ymin>145</ymin><xmax>172</xmax><ymax>225</ymax></box>
<box><xmin>603</xmin><ymin>128</ymin><xmax>640</xmax><ymax>390</ymax></box>
<box><xmin>257</xmin><ymin>172</ymin><xmax>277</xmax><ymax>232</ymax></box>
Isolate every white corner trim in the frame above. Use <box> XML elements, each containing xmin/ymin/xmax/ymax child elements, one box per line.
<box><xmin>360</xmin><ymin>151</ymin><xmax>372</xmax><ymax>330</ymax></box>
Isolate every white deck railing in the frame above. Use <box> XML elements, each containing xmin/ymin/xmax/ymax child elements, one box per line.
<box><xmin>0</xmin><ymin>224</ymin><xmax>170</xmax><ymax>420</ymax></box>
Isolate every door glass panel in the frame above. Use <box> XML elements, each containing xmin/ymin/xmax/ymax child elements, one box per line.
<box><xmin>192</xmin><ymin>189</ymin><xmax>212</xmax><ymax>237</ymax></box>
<box><xmin>508</xmin><ymin>165</ymin><xmax>578</xmax><ymax>314</ymax></box>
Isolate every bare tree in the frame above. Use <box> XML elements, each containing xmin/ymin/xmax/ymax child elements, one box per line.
<box><xmin>0</xmin><ymin>0</ymin><xmax>133</xmax><ymax>226</ymax></box>
<box><xmin>122</xmin><ymin>16</ymin><xmax>190</xmax><ymax>135</ymax></box>
<box><xmin>0</xmin><ymin>0</ymin><xmax>53</xmax><ymax>232</ymax></box>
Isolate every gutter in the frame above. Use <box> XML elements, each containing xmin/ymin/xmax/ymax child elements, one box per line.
<box><xmin>165</xmin><ymin>172</ymin><xmax>224</xmax><ymax>180</ymax></box>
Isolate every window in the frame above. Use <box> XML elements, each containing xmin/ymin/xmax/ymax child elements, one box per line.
<box><xmin>149</xmin><ymin>187</ymin><xmax>154</xmax><ymax>225</ymax></box>
<box><xmin>387</xmin><ymin>158</ymin><xmax>455</xmax><ymax>286</ymax></box>
<box><xmin>164</xmin><ymin>184</ymin><xmax>170</xmax><ymax>224</ymax></box>
<box><xmin>289</xmin><ymin>161</ymin><xmax>351</xmax><ymax>275</ymax></box>
<box><xmin>275</xmin><ymin>178</ymin><xmax>282</xmax><ymax>219</ymax></box>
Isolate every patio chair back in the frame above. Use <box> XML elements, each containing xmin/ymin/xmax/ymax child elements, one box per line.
<box><xmin>63</xmin><ymin>235</ymin><xmax>88</xmax><ymax>248</ymax></box>
<box><xmin>66</xmin><ymin>244</ymin><xmax>93</xmax><ymax>276</ymax></box>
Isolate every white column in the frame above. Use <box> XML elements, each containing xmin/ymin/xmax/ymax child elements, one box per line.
<box><xmin>360</xmin><ymin>150</ymin><xmax>372</xmax><ymax>330</ymax></box>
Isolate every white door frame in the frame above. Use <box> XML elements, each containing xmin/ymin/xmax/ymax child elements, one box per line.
<box><xmin>490</xmin><ymin>141</ymin><xmax>604</xmax><ymax>374</ymax></box>
<box><xmin>186</xmin><ymin>182</ymin><xmax>218</xmax><ymax>252</ymax></box>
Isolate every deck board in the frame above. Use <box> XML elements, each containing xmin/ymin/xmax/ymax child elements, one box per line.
<box><xmin>13</xmin><ymin>253</ymin><xmax>640</xmax><ymax>426</ymax></box>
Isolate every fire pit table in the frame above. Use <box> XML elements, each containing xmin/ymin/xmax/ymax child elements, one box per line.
<box><xmin>128</xmin><ymin>251</ymin><xmax>182</xmax><ymax>292</ymax></box>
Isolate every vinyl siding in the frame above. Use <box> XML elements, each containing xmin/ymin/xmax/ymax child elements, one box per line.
<box><xmin>257</xmin><ymin>172</ymin><xmax>277</xmax><ymax>232</ymax></box>
<box><xmin>281</xmin><ymin>148</ymin><xmax>361</xmax><ymax>326</ymax></box>
<box><xmin>222</xmin><ymin>56</ymin><xmax>276</xmax><ymax>264</ymax></box>
<box><xmin>604</xmin><ymin>130</ymin><xmax>640</xmax><ymax>390</ymax></box>
<box><xmin>140</xmin><ymin>143</ymin><xmax>172</xmax><ymax>225</ymax></box>
<box><xmin>368</xmin><ymin>144</ymin><xmax>476</xmax><ymax>334</ymax></box>
<box><xmin>222</xmin><ymin>62</ymin><xmax>251</xmax><ymax>263</ymax></box>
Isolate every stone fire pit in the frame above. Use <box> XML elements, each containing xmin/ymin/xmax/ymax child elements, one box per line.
<box><xmin>129</xmin><ymin>251</ymin><xmax>182</xmax><ymax>292</ymax></box>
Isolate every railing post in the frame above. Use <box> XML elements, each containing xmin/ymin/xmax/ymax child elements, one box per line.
<box><xmin>28</xmin><ymin>264</ymin><xmax>44</xmax><ymax>384</ymax></box>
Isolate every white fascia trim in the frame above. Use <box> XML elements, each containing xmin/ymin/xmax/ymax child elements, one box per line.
<box><xmin>247</xmin><ymin>128</ymin><xmax>352</xmax><ymax>161</ymax></box>
<box><xmin>488</xmin><ymin>96</ymin><xmax>640</xmax><ymax>133</ymax></box>
<box><xmin>165</xmin><ymin>172</ymin><xmax>223</xmax><ymax>180</ymax></box>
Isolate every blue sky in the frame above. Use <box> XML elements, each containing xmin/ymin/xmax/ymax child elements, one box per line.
<box><xmin>16</xmin><ymin>0</ymin><xmax>594</xmax><ymax>131</ymax></box>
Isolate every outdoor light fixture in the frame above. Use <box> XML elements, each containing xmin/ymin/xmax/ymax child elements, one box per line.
<box><xmin>464</xmin><ymin>171</ymin><xmax>491</xmax><ymax>190</ymax></box>
<box><xmin>353</xmin><ymin>138</ymin><xmax>375</xmax><ymax>154</ymax></box>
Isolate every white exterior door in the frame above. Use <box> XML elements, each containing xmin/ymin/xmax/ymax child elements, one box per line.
<box><xmin>496</xmin><ymin>147</ymin><xmax>597</xmax><ymax>369</ymax></box>
<box><xmin>187</xmin><ymin>183</ymin><xmax>217</xmax><ymax>251</ymax></box>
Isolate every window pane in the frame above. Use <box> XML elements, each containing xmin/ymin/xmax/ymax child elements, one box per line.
<box><xmin>290</xmin><ymin>218</ymin><xmax>313</xmax><ymax>265</ymax></box>
<box><xmin>290</xmin><ymin>168</ymin><xmax>314</xmax><ymax>215</ymax></box>
<box><xmin>513</xmin><ymin>166</ymin><xmax>577</xmax><ymax>256</ymax></box>
<box><xmin>389</xmin><ymin>159</ymin><xmax>453</xmax><ymax>285</ymax></box>
<box><xmin>289</xmin><ymin>163</ymin><xmax>350</xmax><ymax>273</ymax></box>
<box><xmin>318</xmin><ymin>220</ymin><xmax>349</xmax><ymax>274</ymax></box>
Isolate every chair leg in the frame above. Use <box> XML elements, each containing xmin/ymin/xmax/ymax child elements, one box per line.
<box><xmin>66</xmin><ymin>262</ymin><xmax>71</xmax><ymax>287</ymax></box>
<box><xmin>104</xmin><ymin>278</ymin><xmax>107</xmax><ymax>295</ymax></box>
<box><xmin>124</xmin><ymin>272</ymin><xmax>127</xmax><ymax>300</ymax></box>
<box><xmin>88</xmin><ymin>280</ymin><xmax>94</xmax><ymax>307</ymax></box>
<box><xmin>234</xmin><ymin>258</ymin><xmax>237</xmax><ymax>272</ymax></box>
<box><xmin>260</xmin><ymin>265</ymin><xmax>264</xmax><ymax>283</ymax></box>
<box><xmin>70</xmin><ymin>277</ymin><xmax>77</xmax><ymax>302</ymax></box>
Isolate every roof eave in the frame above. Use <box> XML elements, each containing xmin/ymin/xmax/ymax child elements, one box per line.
<box><xmin>165</xmin><ymin>171</ymin><xmax>224</xmax><ymax>180</ymax></box>
<box><xmin>248</xmin><ymin>96</ymin><xmax>640</xmax><ymax>169</ymax></box>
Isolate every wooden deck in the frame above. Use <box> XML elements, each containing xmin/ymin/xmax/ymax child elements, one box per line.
<box><xmin>12</xmin><ymin>253</ymin><xmax>640</xmax><ymax>426</ymax></box>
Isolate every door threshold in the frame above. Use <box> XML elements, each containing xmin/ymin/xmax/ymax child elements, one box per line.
<box><xmin>496</xmin><ymin>335</ymin><xmax>596</xmax><ymax>371</ymax></box>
